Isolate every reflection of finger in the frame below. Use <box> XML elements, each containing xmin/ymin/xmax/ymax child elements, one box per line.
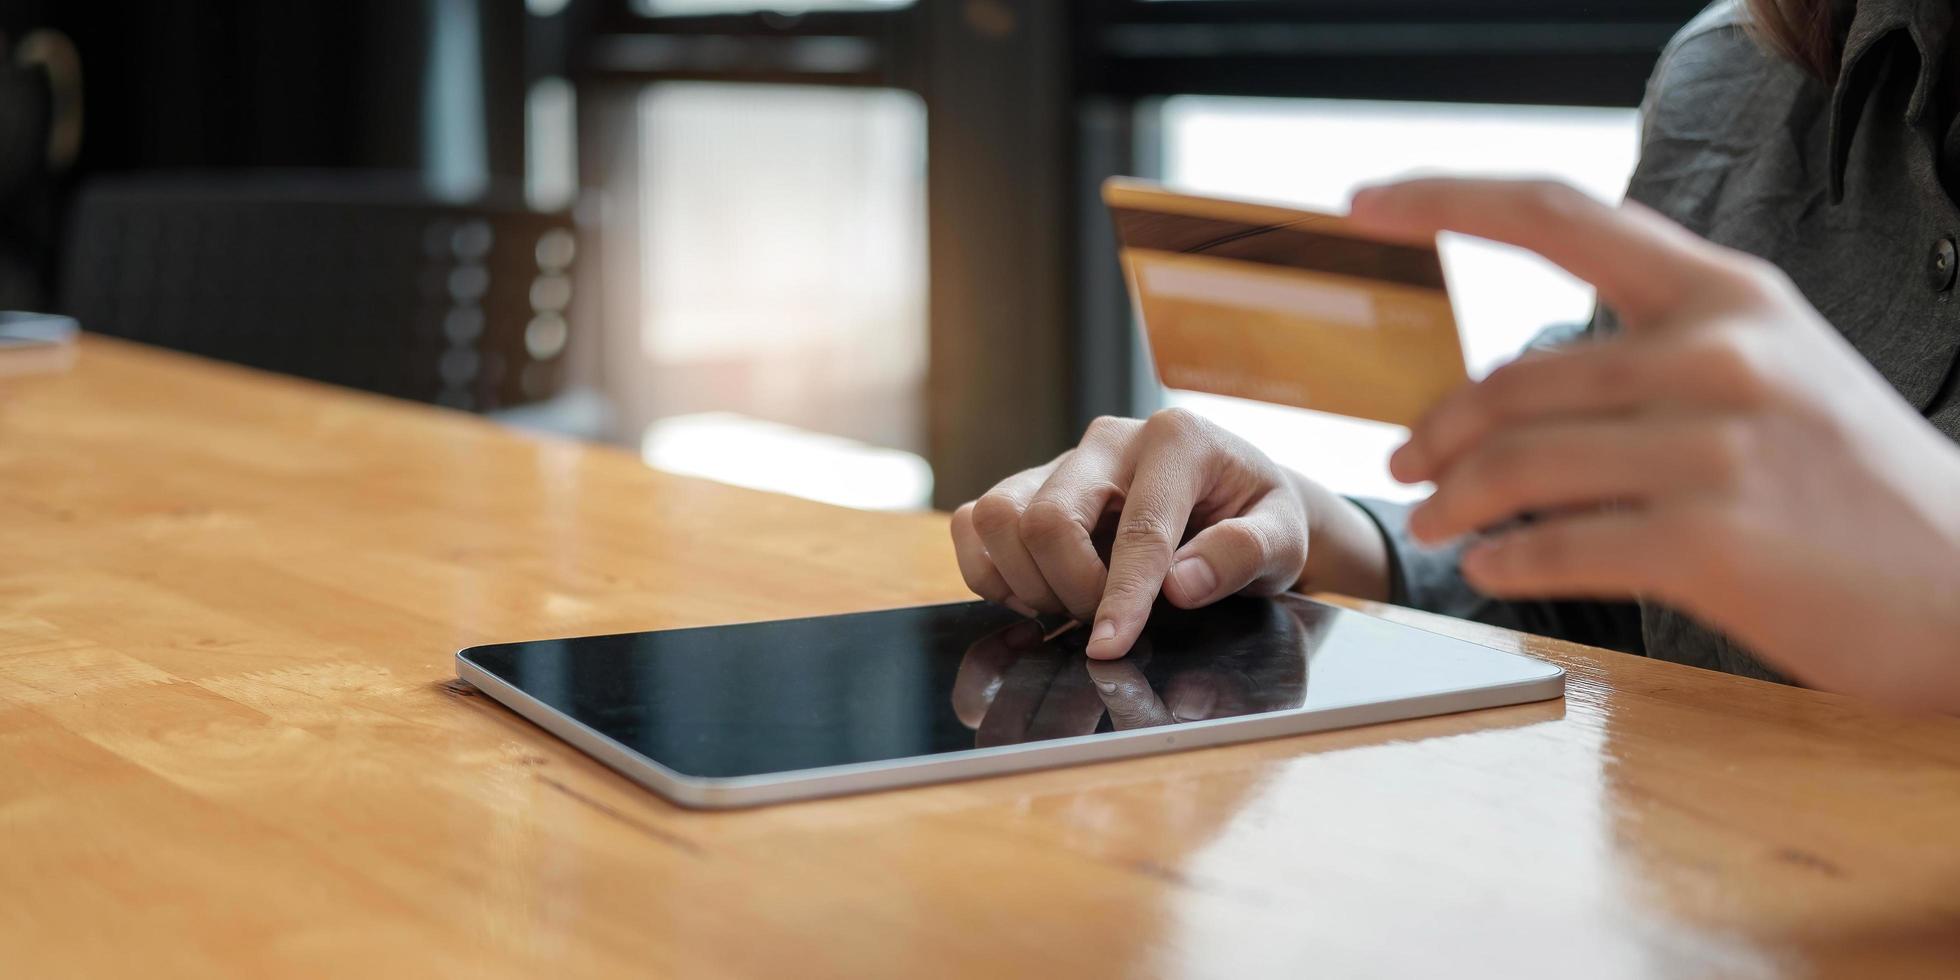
<box><xmin>976</xmin><ymin>650</ymin><xmax>1065</xmax><ymax>748</ymax></box>
<box><xmin>1165</xmin><ymin>675</ymin><xmax>1220</xmax><ymax>723</ymax></box>
<box><xmin>1024</xmin><ymin>659</ymin><xmax>1109</xmax><ymax>741</ymax></box>
<box><xmin>1282</xmin><ymin>602</ymin><xmax>1321</xmax><ymax>708</ymax></box>
<box><xmin>1085</xmin><ymin>659</ymin><xmax>1175</xmax><ymax>729</ymax></box>
<box><xmin>952</xmin><ymin>620</ymin><xmax>1042</xmax><ymax>729</ymax></box>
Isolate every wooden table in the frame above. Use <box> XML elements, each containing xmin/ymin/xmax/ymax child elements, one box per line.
<box><xmin>7</xmin><ymin>337</ymin><xmax>1960</xmax><ymax>979</ymax></box>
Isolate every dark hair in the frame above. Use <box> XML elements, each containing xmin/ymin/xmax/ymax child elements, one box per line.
<box><xmin>1746</xmin><ymin>0</ymin><xmax>1853</xmax><ymax>82</ymax></box>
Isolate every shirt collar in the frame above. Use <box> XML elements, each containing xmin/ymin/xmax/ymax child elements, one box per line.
<box><xmin>1828</xmin><ymin>0</ymin><xmax>1953</xmax><ymax>200</ymax></box>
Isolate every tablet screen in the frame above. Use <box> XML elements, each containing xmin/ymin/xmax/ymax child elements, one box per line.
<box><xmin>461</xmin><ymin>595</ymin><xmax>1553</xmax><ymax>780</ymax></box>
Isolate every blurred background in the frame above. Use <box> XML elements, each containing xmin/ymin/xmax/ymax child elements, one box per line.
<box><xmin>0</xmin><ymin>0</ymin><xmax>1705</xmax><ymax>511</ymax></box>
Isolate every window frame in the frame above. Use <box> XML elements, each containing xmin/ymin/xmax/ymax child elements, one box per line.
<box><xmin>559</xmin><ymin>0</ymin><xmax>1702</xmax><ymax>505</ymax></box>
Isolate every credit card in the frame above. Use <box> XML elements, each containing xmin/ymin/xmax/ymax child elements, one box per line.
<box><xmin>1104</xmin><ymin>178</ymin><xmax>1467</xmax><ymax>427</ymax></box>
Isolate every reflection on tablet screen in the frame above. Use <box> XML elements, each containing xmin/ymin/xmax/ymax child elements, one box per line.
<box><xmin>464</xmin><ymin>595</ymin><xmax>1532</xmax><ymax>780</ymax></box>
<box><xmin>954</xmin><ymin>598</ymin><xmax>1320</xmax><ymax>747</ymax></box>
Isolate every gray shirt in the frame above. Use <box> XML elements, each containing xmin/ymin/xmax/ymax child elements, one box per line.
<box><xmin>1357</xmin><ymin>0</ymin><xmax>1960</xmax><ymax>682</ymax></box>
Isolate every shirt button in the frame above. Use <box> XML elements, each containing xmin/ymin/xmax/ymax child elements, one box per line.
<box><xmin>1933</xmin><ymin>238</ymin><xmax>1957</xmax><ymax>291</ymax></box>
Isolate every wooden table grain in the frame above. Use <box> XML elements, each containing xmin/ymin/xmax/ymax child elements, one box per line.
<box><xmin>6</xmin><ymin>336</ymin><xmax>1960</xmax><ymax>978</ymax></box>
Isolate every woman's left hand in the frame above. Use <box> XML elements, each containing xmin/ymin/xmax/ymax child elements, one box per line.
<box><xmin>1347</xmin><ymin>178</ymin><xmax>1960</xmax><ymax>711</ymax></box>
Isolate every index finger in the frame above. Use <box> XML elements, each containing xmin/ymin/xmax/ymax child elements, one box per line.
<box><xmin>1345</xmin><ymin>178</ymin><xmax>1714</xmax><ymax>326</ymax></box>
<box><xmin>1086</xmin><ymin>437</ymin><xmax>1203</xmax><ymax>660</ymax></box>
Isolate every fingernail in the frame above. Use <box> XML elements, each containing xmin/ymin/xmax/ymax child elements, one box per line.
<box><xmin>1095</xmin><ymin>679</ymin><xmax>1118</xmax><ymax>694</ymax></box>
<box><xmin>1086</xmin><ymin>619</ymin><xmax>1124</xmax><ymax>660</ymax></box>
<box><xmin>1168</xmin><ymin>556</ymin><xmax>1217</xmax><ymax>602</ymax></box>
<box><xmin>1389</xmin><ymin>442</ymin><xmax>1424</xmax><ymax>482</ymax></box>
<box><xmin>1003</xmin><ymin>597</ymin><xmax>1038</xmax><ymax>618</ymax></box>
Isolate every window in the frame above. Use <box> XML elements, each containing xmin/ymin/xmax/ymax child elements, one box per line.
<box><xmin>631</xmin><ymin>82</ymin><xmax>932</xmax><ymax>509</ymax></box>
<box><xmin>572</xmin><ymin>0</ymin><xmax>1687</xmax><ymax>507</ymax></box>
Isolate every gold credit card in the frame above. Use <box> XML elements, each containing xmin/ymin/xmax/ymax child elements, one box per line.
<box><xmin>1104</xmin><ymin>178</ymin><xmax>1467</xmax><ymax>427</ymax></box>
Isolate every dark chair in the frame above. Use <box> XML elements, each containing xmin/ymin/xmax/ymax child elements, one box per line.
<box><xmin>58</xmin><ymin>172</ymin><xmax>581</xmax><ymax>413</ymax></box>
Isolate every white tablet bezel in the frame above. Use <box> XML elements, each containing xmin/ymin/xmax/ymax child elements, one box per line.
<box><xmin>455</xmin><ymin>597</ymin><xmax>1563</xmax><ymax>810</ymax></box>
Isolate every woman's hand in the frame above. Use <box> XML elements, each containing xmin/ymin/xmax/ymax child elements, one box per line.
<box><xmin>1348</xmin><ymin>177</ymin><xmax>1960</xmax><ymax>710</ymax></box>
<box><xmin>950</xmin><ymin>409</ymin><xmax>1390</xmax><ymax>660</ymax></box>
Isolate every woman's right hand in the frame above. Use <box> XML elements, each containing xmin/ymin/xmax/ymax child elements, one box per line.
<box><xmin>950</xmin><ymin>408</ymin><xmax>1392</xmax><ymax>660</ymax></box>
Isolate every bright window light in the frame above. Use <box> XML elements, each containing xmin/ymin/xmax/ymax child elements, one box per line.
<box><xmin>525</xmin><ymin>77</ymin><xmax>578</xmax><ymax>212</ymax></box>
<box><xmin>632</xmin><ymin>82</ymin><xmax>928</xmax><ymax>511</ymax></box>
<box><xmin>643</xmin><ymin>412</ymin><xmax>933</xmax><ymax>511</ymax></box>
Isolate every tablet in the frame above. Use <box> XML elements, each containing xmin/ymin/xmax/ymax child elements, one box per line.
<box><xmin>457</xmin><ymin>595</ymin><xmax>1562</xmax><ymax>809</ymax></box>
